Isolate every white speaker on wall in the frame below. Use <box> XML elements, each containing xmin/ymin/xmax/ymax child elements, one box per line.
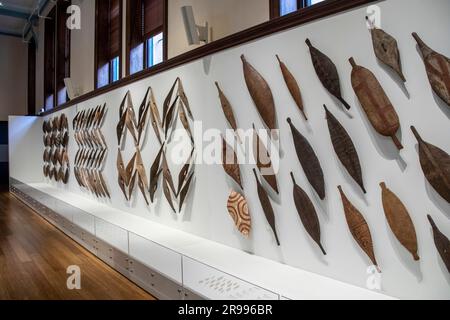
<box><xmin>64</xmin><ymin>78</ymin><xmax>81</xmax><ymax>100</ymax></box>
<box><xmin>181</xmin><ymin>5</ymin><xmax>209</xmax><ymax>45</ymax></box>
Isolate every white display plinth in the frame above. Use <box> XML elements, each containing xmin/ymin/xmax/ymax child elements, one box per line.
<box><xmin>14</xmin><ymin>181</ymin><xmax>394</xmax><ymax>300</ymax></box>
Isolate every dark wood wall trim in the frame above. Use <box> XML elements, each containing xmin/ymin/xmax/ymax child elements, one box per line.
<box><xmin>42</xmin><ymin>0</ymin><xmax>378</xmax><ymax>117</ymax></box>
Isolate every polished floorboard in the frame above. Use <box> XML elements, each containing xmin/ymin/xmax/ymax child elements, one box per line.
<box><xmin>0</xmin><ymin>190</ymin><xmax>155</xmax><ymax>300</ymax></box>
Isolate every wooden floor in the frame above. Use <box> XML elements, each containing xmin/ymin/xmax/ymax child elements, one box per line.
<box><xmin>0</xmin><ymin>190</ymin><xmax>155</xmax><ymax>300</ymax></box>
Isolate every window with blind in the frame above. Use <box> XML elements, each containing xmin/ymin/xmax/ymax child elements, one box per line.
<box><xmin>270</xmin><ymin>0</ymin><xmax>325</xmax><ymax>19</ymax></box>
<box><xmin>43</xmin><ymin>1</ymin><xmax>71</xmax><ymax>111</ymax></box>
<box><xmin>127</xmin><ymin>0</ymin><xmax>166</xmax><ymax>76</ymax></box>
<box><xmin>95</xmin><ymin>0</ymin><xmax>123</xmax><ymax>88</ymax></box>
<box><xmin>44</xmin><ymin>7</ymin><xmax>56</xmax><ymax>110</ymax></box>
<box><xmin>56</xmin><ymin>0</ymin><xmax>71</xmax><ymax>105</ymax></box>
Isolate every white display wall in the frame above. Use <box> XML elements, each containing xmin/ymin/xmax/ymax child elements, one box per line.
<box><xmin>10</xmin><ymin>0</ymin><xmax>450</xmax><ymax>299</ymax></box>
<box><xmin>9</xmin><ymin>116</ymin><xmax>43</xmax><ymax>183</ymax></box>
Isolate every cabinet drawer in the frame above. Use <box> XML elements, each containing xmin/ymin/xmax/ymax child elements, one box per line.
<box><xmin>56</xmin><ymin>216</ymin><xmax>71</xmax><ymax>234</ymax></box>
<box><xmin>69</xmin><ymin>223</ymin><xmax>84</xmax><ymax>241</ymax></box>
<box><xmin>109</xmin><ymin>248</ymin><xmax>130</xmax><ymax>276</ymax></box>
<box><xmin>128</xmin><ymin>259</ymin><xmax>152</xmax><ymax>289</ymax></box>
<box><xmin>149</xmin><ymin>269</ymin><xmax>183</xmax><ymax>300</ymax></box>
<box><xmin>95</xmin><ymin>239</ymin><xmax>113</xmax><ymax>264</ymax></box>
<box><xmin>129</xmin><ymin>259</ymin><xmax>182</xmax><ymax>300</ymax></box>
<box><xmin>35</xmin><ymin>203</ymin><xmax>47</xmax><ymax>215</ymax></box>
<box><xmin>80</xmin><ymin>231</ymin><xmax>97</xmax><ymax>255</ymax></box>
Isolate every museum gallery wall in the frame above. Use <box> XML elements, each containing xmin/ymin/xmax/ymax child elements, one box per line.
<box><xmin>10</xmin><ymin>0</ymin><xmax>450</xmax><ymax>299</ymax></box>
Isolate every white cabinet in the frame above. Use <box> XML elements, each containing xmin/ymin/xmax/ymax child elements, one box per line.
<box><xmin>182</xmin><ymin>257</ymin><xmax>279</xmax><ymax>300</ymax></box>
<box><xmin>128</xmin><ymin>233</ymin><xmax>183</xmax><ymax>284</ymax></box>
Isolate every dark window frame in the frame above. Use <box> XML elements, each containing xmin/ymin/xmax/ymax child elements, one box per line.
<box><xmin>43</xmin><ymin>7</ymin><xmax>56</xmax><ymax>110</ymax></box>
<box><xmin>270</xmin><ymin>0</ymin><xmax>322</xmax><ymax>19</ymax></box>
<box><xmin>28</xmin><ymin>38</ymin><xmax>36</xmax><ymax>115</ymax></box>
<box><xmin>94</xmin><ymin>0</ymin><xmax>124</xmax><ymax>89</ymax></box>
<box><xmin>56</xmin><ymin>0</ymin><xmax>71</xmax><ymax>106</ymax></box>
<box><xmin>43</xmin><ymin>1</ymin><xmax>71</xmax><ymax>111</ymax></box>
<box><xmin>125</xmin><ymin>0</ymin><xmax>168</xmax><ymax>76</ymax></box>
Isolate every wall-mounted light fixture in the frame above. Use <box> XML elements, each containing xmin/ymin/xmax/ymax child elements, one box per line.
<box><xmin>181</xmin><ymin>5</ymin><xmax>209</xmax><ymax>45</ymax></box>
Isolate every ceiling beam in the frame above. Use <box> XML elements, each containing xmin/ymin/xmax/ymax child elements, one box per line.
<box><xmin>37</xmin><ymin>0</ymin><xmax>52</xmax><ymax>16</ymax></box>
<box><xmin>0</xmin><ymin>7</ymin><xmax>31</xmax><ymax>20</ymax></box>
<box><xmin>0</xmin><ymin>29</ymin><xmax>22</xmax><ymax>38</ymax></box>
<box><xmin>22</xmin><ymin>0</ymin><xmax>52</xmax><ymax>44</ymax></box>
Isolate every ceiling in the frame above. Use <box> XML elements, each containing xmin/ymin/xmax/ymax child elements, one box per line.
<box><xmin>0</xmin><ymin>0</ymin><xmax>39</xmax><ymax>37</ymax></box>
